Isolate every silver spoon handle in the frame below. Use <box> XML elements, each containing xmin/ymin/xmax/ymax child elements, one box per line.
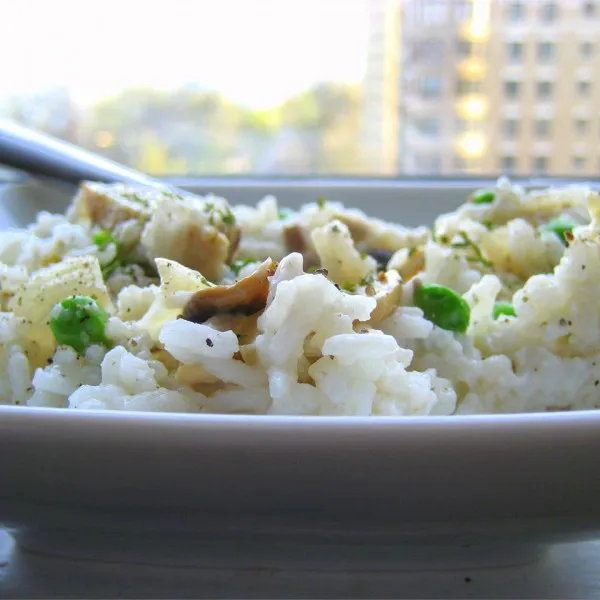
<box><xmin>0</xmin><ymin>120</ymin><xmax>160</xmax><ymax>187</ymax></box>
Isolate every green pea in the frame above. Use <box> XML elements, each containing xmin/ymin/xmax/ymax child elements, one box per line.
<box><xmin>472</xmin><ymin>189</ymin><xmax>496</xmax><ymax>205</ymax></box>
<box><xmin>493</xmin><ymin>301</ymin><xmax>516</xmax><ymax>320</ymax></box>
<box><xmin>92</xmin><ymin>230</ymin><xmax>117</xmax><ymax>251</ymax></box>
<box><xmin>49</xmin><ymin>295</ymin><xmax>111</xmax><ymax>354</ymax></box>
<box><xmin>540</xmin><ymin>218</ymin><xmax>577</xmax><ymax>245</ymax></box>
<box><xmin>413</xmin><ymin>282</ymin><xmax>470</xmax><ymax>333</ymax></box>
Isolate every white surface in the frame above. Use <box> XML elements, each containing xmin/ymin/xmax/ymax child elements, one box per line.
<box><xmin>2</xmin><ymin>530</ymin><xmax>600</xmax><ymax>599</ymax></box>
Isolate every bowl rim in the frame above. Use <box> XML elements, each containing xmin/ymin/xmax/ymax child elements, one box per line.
<box><xmin>2</xmin><ymin>404</ymin><xmax>600</xmax><ymax>432</ymax></box>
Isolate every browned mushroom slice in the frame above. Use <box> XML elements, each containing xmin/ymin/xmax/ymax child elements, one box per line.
<box><xmin>335</xmin><ymin>213</ymin><xmax>371</xmax><ymax>244</ymax></box>
<box><xmin>182</xmin><ymin>258</ymin><xmax>277</xmax><ymax>323</ymax></box>
<box><xmin>364</xmin><ymin>270</ymin><xmax>403</xmax><ymax>326</ymax></box>
<box><xmin>283</xmin><ymin>224</ymin><xmax>319</xmax><ymax>267</ymax></box>
<box><xmin>283</xmin><ymin>224</ymin><xmax>307</xmax><ymax>254</ymax></box>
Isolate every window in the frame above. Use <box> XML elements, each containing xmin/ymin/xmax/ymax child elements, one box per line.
<box><xmin>504</xmin><ymin>80</ymin><xmax>521</xmax><ymax>100</ymax></box>
<box><xmin>580</xmin><ymin>41</ymin><xmax>594</xmax><ymax>59</ymax></box>
<box><xmin>533</xmin><ymin>156</ymin><xmax>549</xmax><ymax>174</ymax></box>
<box><xmin>577</xmin><ymin>80</ymin><xmax>592</xmax><ymax>96</ymax></box>
<box><xmin>415</xmin><ymin>118</ymin><xmax>441</xmax><ymax>136</ymax></box>
<box><xmin>583</xmin><ymin>2</ymin><xmax>597</xmax><ymax>17</ymax></box>
<box><xmin>416</xmin><ymin>40</ymin><xmax>444</xmax><ymax>62</ymax></box>
<box><xmin>419</xmin><ymin>76</ymin><xmax>442</xmax><ymax>98</ymax></box>
<box><xmin>572</xmin><ymin>156</ymin><xmax>586</xmax><ymax>170</ymax></box>
<box><xmin>501</xmin><ymin>155</ymin><xmax>517</xmax><ymax>172</ymax></box>
<box><xmin>415</xmin><ymin>154</ymin><xmax>441</xmax><ymax>173</ymax></box>
<box><xmin>456</xmin><ymin>79</ymin><xmax>483</xmax><ymax>95</ymax></box>
<box><xmin>1</xmin><ymin>0</ymin><xmax>599</xmax><ymax>180</ymax></box>
<box><xmin>540</xmin><ymin>2</ymin><xmax>559</xmax><ymax>21</ymax></box>
<box><xmin>537</xmin><ymin>81</ymin><xmax>554</xmax><ymax>100</ymax></box>
<box><xmin>507</xmin><ymin>2</ymin><xmax>525</xmax><ymax>21</ymax></box>
<box><xmin>457</xmin><ymin>39</ymin><xmax>474</xmax><ymax>56</ymax></box>
<box><xmin>575</xmin><ymin>118</ymin><xmax>589</xmax><ymax>135</ymax></box>
<box><xmin>503</xmin><ymin>119</ymin><xmax>519</xmax><ymax>138</ymax></box>
<box><xmin>538</xmin><ymin>42</ymin><xmax>556</xmax><ymax>63</ymax></box>
<box><xmin>534</xmin><ymin>119</ymin><xmax>552</xmax><ymax>137</ymax></box>
<box><xmin>418</xmin><ymin>1</ymin><xmax>448</xmax><ymax>25</ymax></box>
<box><xmin>455</xmin><ymin>118</ymin><xmax>471</xmax><ymax>133</ymax></box>
<box><xmin>507</xmin><ymin>42</ymin><xmax>524</xmax><ymax>63</ymax></box>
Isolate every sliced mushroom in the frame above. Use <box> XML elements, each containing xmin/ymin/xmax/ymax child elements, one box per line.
<box><xmin>388</xmin><ymin>247</ymin><xmax>425</xmax><ymax>282</ymax></box>
<box><xmin>335</xmin><ymin>213</ymin><xmax>370</xmax><ymax>244</ymax></box>
<box><xmin>363</xmin><ymin>270</ymin><xmax>403</xmax><ymax>327</ymax></box>
<box><xmin>182</xmin><ymin>258</ymin><xmax>277</xmax><ymax>324</ymax></box>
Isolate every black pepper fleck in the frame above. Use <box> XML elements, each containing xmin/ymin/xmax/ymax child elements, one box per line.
<box><xmin>464</xmin><ymin>577</ymin><xmax>472</xmax><ymax>583</ymax></box>
<box><xmin>595</xmin><ymin>381</ymin><xmax>599</xmax><ymax>386</ymax></box>
<box><xmin>206</xmin><ymin>338</ymin><xmax>214</xmax><ymax>347</ymax></box>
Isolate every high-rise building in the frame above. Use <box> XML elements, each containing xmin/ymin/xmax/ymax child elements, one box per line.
<box><xmin>363</xmin><ymin>0</ymin><xmax>600</xmax><ymax>176</ymax></box>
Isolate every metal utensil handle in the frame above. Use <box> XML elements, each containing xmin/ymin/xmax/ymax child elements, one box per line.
<box><xmin>0</xmin><ymin>120</ymin><xmax>160</xmax><ymax>187</ymax></box>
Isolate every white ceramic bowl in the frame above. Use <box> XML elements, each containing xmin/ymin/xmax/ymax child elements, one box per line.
<box><xmin>1</xmin><ymin>180</ymin><xmax>600</xmax><ymax>570</ymax></box>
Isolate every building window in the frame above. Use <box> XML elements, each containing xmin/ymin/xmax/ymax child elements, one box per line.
<box><xmin>572</xmin><ymin>156</ymin><xmax>586</xmax><ymax>171</ymax></box>
<box><xmin>457</xmin><ymin>39</ymin><xmax>474</xmax><ymax>56</ymax></box>
<box><xmin>503</xmin><ymin>119</ymin><xmax>519</xmax><ymax>138</ymax></box>
<box><xmin>415</xmin><ymin>118</ymin><xmax>441</xmax><ymax>136</ymax></box>
<box><xmin>580</xmin><ymin>41</ymin><xmax>594</xmax><ymax>59</ymax></box>
<box><xmin>537</xmin><ymin>81</ymin><xmax>554</xmax><ymax>100</ymax></box>
<box><xmin>507</xmin><ymin>2</ymin><xmax>525</xmax><ymax>21</ymax></box>
<box><xmin>538</xmin><ymin>42</ymin><xmax>556</xmax><ymax>63</ymax></box>
<box><xmin>577</xmin><ymin>80</ymin><xmax>592</xmax><ymax>96</ymax></box>
<box><xmin>415</xmin><ymin>154</ymin><xmax>441</xmax><ymax>173</ymax></box>
<box><xmin>575</xmin><ymin>118</ymin><xmax>589</xmax><ymax>135</ymax></box>
<box><xmin>583</xmin><ymin>2</ymin><xmax>597</xmax><ymax>18</ymax></box>
<box><xmin>419</xmin><ymin>77</ymin><xmax>442</xmax><ymax>98</ymax></box>
<box><xmin>455</xmin><ymin>118</ymin><xmax>471</xmax><ymax>133</ymax></box>
<box><xmin>416</xmin><ymin>40</ymin><xmax>444</xmax><ymax>62</ymax></box>
<box><xmin>534</xmin><ymin>119</ymin><xmax>552</xmax><ymax>138</ymax></box>
<box><xmin>540</xmin><ymin>2</ymin><xmax>559</xmax><ymax>21</ymax></box>
<box><xmin>507</xmin><ymin>42</ymin><xmax>524</xmax><ymax>63</ymax></box>
<box><xmin>456</xmin><ymin>79</ymin><xmax>483</xmax><ymax>95</ymax></box>
<box><xmin>533</xmin><ymin>156</ymin><xmax>549</xmax><ymax>174</ymax></box>
<box><xmin>501</xmin><ymin>155</ymin><xmax>517</xmax><ymax>172</ymax></box>
<box><xmin>504</xmin><ymin>80</ymin><xmax>521</xmax><ymax>100</ymax></box>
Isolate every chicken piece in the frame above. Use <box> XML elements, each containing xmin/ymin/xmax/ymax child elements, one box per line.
<box><xmin>362</xmin><ymin>270</ymin><xmax>402</xmax><ymax>327</ymax></box>
<box><xmin>67</xmin><ymin>182</ymin><xmax>158</xmax><ymax>228</ymax></box>
<box><xmin>182</xmin><ymin>259</ymin><xmax>277</xmax><ymax>324</ymax></box>
<box><xmin>311</xmin><ymin>220</ymin><xmax>377</xmax><ymax>286</ymax></box>
<box><xmin>141</xmin><ymin>194</ymin><xmax>240</xmax><ymax>283</ymax></box>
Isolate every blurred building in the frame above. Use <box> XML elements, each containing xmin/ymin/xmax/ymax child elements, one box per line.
<box><xmin>363</xmin><ymin>0</ymin><xmax>600</xmax><ymax>176</ymax></box>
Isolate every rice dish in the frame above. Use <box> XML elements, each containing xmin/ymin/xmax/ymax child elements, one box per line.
<box><xmin>0</xmin><ymin>177</ymin><xmax>599</xmax><ymax>416</ymax></box>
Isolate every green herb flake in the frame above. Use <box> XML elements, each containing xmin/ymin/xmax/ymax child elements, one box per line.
<box><xmin>230</xmin><ymin>258</ymin><xmax>254</xmax><ymax>276</ymax></box>
<box><xmin>540</xmin><ymin>218</ymin><xmax>578</xmax><ymax>245</ymax></box>
<box><xmin>221</xmin><ymin>208</ymin><xmax>236</xmax><ymax>226</ymax></box>
<box><xmin>316</xmin><ymin>196</ymin><xmax>326</xmax><ymax>210</ymax></box>
<box><xmin>341</xmin><ymin>281</ymin><xmax>357</xmax><ymax>293</ymax></box>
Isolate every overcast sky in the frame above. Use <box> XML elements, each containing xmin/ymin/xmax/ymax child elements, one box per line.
<box><xmin>0</xmin><ymin>0</ymin><xmax>368</xmax><ymax>108</ymax></box>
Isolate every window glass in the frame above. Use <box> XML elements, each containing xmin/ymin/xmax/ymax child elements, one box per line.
<box><xmin>0</xmin><ymin>0</ymin><xmax>598</xmax><ymax>178</ymax></box>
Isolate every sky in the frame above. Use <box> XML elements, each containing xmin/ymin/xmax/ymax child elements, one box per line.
<box><xmin>0</xmin><ymin>0</ymin><xmax>368</xmax><ymax>109</ymax></box>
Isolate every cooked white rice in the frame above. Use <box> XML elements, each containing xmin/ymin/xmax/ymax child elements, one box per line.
<box><xmin>1</xmin><ymin>177</ymin><xmax>599</xmax><ymax>415</ymax></box>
